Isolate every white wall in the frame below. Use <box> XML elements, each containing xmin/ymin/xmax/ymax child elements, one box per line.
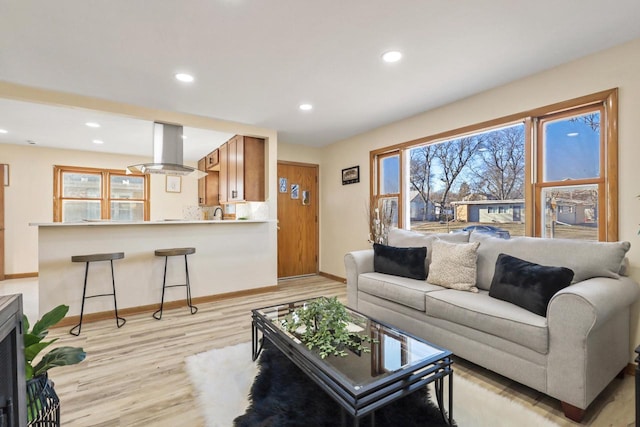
<box><xmin>278</xmin><ymin>142</ymin><xmax>323</xmax><ymax>164</ymax></box>
<box><xmin>0</xmin><ymin>143</ymin><xmax>201</xmax><ymax>273</ymax></box>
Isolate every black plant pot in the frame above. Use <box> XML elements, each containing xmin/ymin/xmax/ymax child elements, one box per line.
<box><xmin>25</xmin><ymin>373</ymin><xmax>60</xmax><ymax>427</ymax></box>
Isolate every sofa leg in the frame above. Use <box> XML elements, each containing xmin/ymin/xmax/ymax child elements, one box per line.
<box><xmin>616</xmin><ymin>367</ymin><xmax>626</xmax><ymax>379</ymax></box>
<box><xmin>561</xmin><ymin>401</ymin><xmax>586</xmax><ymax>422</ymax></box>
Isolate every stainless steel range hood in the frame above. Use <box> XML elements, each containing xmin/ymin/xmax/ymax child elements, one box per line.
<box><xmin>127</xmin><ymin>122</ymin><xmax>206</xmax><ymax>178</ymax></box>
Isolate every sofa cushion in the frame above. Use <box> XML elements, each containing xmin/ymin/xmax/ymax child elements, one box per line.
<box><xmin>359</xmin><ymin>272</ymin><xmax>444</xmax><ymax>311</ymax></box>
<box><xmin>427</xmin><ymin>240</ymin><xmax>480</xmax><ymax>292</ymax></box>
<box><xmin>471</xmin><ymin>232</ymin><xmax>631</xmax><ymax>290</ymax></box>
<box><xmin>373</xmin><ymin>243</ymin><xmax>427</xmax><ymax>280</ymax></box>
<box><xmin>425</xmin><ymin>289</ymin><xmax>549</xmax><ymax>354</ymax></box>
<box><xmin>489</xmin><ymin>254</ymin><xmax>574</xmax><ymax>317</ymax></box>
<box><xmin>388</xmin><ymin>228</ymin><xmax>470</xmax><ymax>275</ymax></box>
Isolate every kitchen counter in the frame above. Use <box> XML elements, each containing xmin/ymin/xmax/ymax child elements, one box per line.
<box><xmin>30</xmin><ymin>219</ymin><xmax>270</xmax><ymax>226</ymax></box>
<box><xmin>33</xmin><ymin>219</ymin><xmax>277</xmax><ymax>318</ymax></box>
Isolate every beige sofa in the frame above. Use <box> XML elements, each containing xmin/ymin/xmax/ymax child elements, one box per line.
<box><xmin>344</xmin><ymin>228</ymin><xmax>639</xmax><ymax>422</ymax></box>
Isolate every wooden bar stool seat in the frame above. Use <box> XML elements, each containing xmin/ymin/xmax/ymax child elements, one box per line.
<box><xmin>69</xmin><ymin>252</ymin><xmax>126</xmax><ymax>336</ymax></box>
<box><xmin>154</xmin><ymin>247</ymin><xmax>196</xmax><ymax>257</ymax></box>
<box><xmin>153</xmin><ymin>247</ymin><xmax>197</xmax><ymax>320</ymax></box>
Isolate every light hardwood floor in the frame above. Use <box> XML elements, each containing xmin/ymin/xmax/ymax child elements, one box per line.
<box><xmin>28</xmin><ymin>276</ymin><xmax>635</xmax><ymax>426</ymax></box>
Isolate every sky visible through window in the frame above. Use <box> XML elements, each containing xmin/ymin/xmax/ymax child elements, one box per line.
<box><xmin>543</xmin><ymin>112</ymin><xmax>600</xmax><ymax>181</ymax></box>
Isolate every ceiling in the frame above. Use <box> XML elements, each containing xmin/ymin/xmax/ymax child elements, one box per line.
<box><xmin>1</xmin><ymin>1</ymin><xmax>639</xmax><ymax>160</ymax></box>
<box><xmin>0</xmin><ymin>98</ymin><xmax>234</xmax><ymax>162</ymax></box>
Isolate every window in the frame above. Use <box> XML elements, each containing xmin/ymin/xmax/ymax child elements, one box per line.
<box><xmin>401</xmin><ymin>122</ymin><xmax>525</xmax><ymax>235</ymax></box>
<box><xmin>370</xmin><ymin>89</ymin><xmax>618</xmax><ymax>241</ymax></box>
<box><xmin>54</xmin><ymin>166</ymin><xmax>149</xmax><ymax>222</ymax></box>
<box><xmin>370</xmin><ymin>151</ymin><xmax>400</xmax><ymax>243</ymax></box>
<box><xmin>537</xmin><ymin>107</ymin><xmax>603</xmax><ymax>240</ymax></box>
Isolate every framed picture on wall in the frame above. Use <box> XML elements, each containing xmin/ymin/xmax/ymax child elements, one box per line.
<box><xmin>342</xmin><ymin>165</ymin><xmax>359</xmax><ymax>185</ymax></box>
<box><xmin>166</xmin><ymin>175</ymin><xmax>182</xmax><ymax>193</ymax></box>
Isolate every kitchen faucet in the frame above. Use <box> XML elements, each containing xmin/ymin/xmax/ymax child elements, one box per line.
<box><xmin>212</xmin><ymin>207</ymin><xmax>223</xmax><ymax>219</ymax></box>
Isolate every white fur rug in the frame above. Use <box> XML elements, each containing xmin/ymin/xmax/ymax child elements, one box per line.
<box><xmin>185</xmin><ymin>342</ymin><xmax>558</xmax><ymax>427</ymax></box>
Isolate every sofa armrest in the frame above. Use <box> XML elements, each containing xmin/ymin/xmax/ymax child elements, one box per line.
<box><xmin>549</xmin><ymin>276</ymin><xmax>639</xmax><ymax>331</ymax></box>
<box><xmin>344</xmin><ymin>250</ymin><xmax>374</xmax><ymax>310</ymax></box>
<box><xmin>546</xmin><ymin>276</ymin><xmax>640</xmax><ymax>408</ymax></box>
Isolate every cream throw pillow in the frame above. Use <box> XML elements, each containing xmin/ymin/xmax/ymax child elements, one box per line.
<box><xmin>427</xmin><ymin>240</ymin><xmax>480</xmax><ymax>292</ymax></box>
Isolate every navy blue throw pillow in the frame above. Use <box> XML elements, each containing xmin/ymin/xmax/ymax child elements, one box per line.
<box><xmin>373</xmin><ymin>243</ymin><xmax>427</xmax><ymax>280</ymax></box>
<box><xmin>489</xmin><ymin>253</ymin><xmax>574</xmax><ymax>317</ymax></box>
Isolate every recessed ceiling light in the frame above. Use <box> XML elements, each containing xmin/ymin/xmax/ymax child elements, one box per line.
<box><xmin>567</xmin><ymin>132</ymin><xmax>579</xmax><ymax>137</ymax></box>
<box><xmin>299</xmin><ymin>104</ymin><xmax>313</xmax><ymax>111</ymax></box>
<box><xmin>85</xmin><ymin>122</ymin><xmax>100</xmax><ymax>128</ymax></box>
<box><xmin>382</xmin><ymin>50</ymin><xmax>402</xmax><ymax>63</ymax></box>
<box><xmin>175</xmin><ymin>73</ymin><xmax>194</xmax><ymax>83</ymax></box>
<box><xmin>92</xmin><ymin>139</ymin><xmax>104</xmax><ymax>144</ymax></box>
<box><xmin>0</xmin><ymin>129</ymin><xmax>7</xmax><ymax>134</ymax></box>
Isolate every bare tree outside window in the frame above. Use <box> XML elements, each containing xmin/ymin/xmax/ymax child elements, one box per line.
<box><xmin>409</xmin><ymin>145</ymin><xmax>436</xmax><ymax>221</ymax></box>
<box><xmin>408</xmin><ymin>125</ymin><xmax>524</xmax><ymax>234</ymax></box>
<box><xmin>434</xmin><ymin>136</ymin><xmax>483</xmax><ymax>221</ymax></box>
<box><xmin>471</xmin><ymin>125</ymin><xmax>525</xmax><ymax>200</ymax></box>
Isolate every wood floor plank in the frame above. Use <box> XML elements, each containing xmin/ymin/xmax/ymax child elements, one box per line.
<box><xmin>45</xmin><ymin>276</ymin><xmax>632</xmax><ymax>426</ymax></box>
<box><xmin>47</xmin><ymin>277</ymin><xmax>345</xmax><ymax>426</ymax></box>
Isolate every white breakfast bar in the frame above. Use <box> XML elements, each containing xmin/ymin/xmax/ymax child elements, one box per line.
<box><xmin>31</xmin><ymin>220</ymin><xmax>278</xmax><ymax>318</ymax></box>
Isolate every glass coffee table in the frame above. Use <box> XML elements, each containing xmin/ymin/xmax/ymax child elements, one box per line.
<box><xmin>251</xmin><ymin>299</ymin><xmax>453</xmax><ymax>426</ymax></box>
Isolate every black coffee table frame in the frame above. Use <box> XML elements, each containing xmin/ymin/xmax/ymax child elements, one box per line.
<box><xmin>251</xmin><ymin>302</ymin><xmax>453</xmax><ymax>426</ymax></box>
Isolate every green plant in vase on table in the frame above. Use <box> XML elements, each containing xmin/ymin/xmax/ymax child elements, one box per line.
<box><xmin>281</xmin><ymin>296</ymin><xmax>375</xmax><ymax>359</ymax></box>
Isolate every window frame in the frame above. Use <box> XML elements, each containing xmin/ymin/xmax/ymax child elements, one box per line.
<box><xmin>370</xmin><ymin>88</ymin><xmax>618</xmax><ymax>241</ymax></box>
<box><xmin>370</xmin><ymin>149</ymin><xmax>403</xmax><ymax>228</ymax></box>
<box><xmin>53</xmin><ymin>165</ymin><xmax>150</xmax><ymax>222</ymax></box>
<box><xmin>534</xmin><ymin>104</ymin><xmax>606</xmax><ymax>240</ymax></box>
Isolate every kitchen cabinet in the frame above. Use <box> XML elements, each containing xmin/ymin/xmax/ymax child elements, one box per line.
<box><xmin>218</xmin><ymin>135</ymin><xmax>265</xmax><ymax>203</ymax></box>
<box><xmin>206</xmin><ymin>149</ymin><xmax>219</xmax><ymax>170</ymax></box>
<box><xmin>197</xmin><ymin>158</ymin><xmax>219</xmax><ymax>206</ymax></box>
<box><xmin>219</xmin><ymin>142</ymin><xmax>228</xmax><ymax>203</ymax></box>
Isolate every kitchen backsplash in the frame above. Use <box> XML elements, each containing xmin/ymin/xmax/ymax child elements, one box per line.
<box><xmin>182</xmin><ymin>203</ymin><xmax>268</xmax><ymax>220</ymax></box>
<box><xmin>236</xmin><ymin>202</ymin><xmax>269</xmax><ymax>220</ymax></box>
<box><xmin>183</xmin><ymin>205</ymin><xmax>216</xmax><ymax>220</ymax></box>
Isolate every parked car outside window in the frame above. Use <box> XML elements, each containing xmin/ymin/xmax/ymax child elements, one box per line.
<box><xmin>453</xmin><ymin>225</ymin><xmax>511</xmax><ymax>239</ymax></box>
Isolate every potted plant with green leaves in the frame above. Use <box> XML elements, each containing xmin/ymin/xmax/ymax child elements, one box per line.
<box><xmin>24</xmin><ymin>304</ymin><xmax>86</xmax><ymax>423</ymax></box>
<box><xmin>281</xmin><ymin>296</ymin><xmax>375</xmax><ymax>359</ymax></box>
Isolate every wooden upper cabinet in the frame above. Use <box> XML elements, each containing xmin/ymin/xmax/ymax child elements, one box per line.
<box><xmin>197</xmin><ymin>157</ymin><xmax>219</xmax><ymax>206</ymax></box>
<box><xmin>206</xmin><ymin>149</ymin><xmax>219</xmax><ymax>171</ymax></box>
<box><xmin>228</xmin><ymin>136</ymin><xmax>241</xmax><ymax>201</ymax></box>
<box><xmin>197</xmin><ymin>158</ymin><xmax>207</xmax><ymax>206</ymax></box>
<box><xmin>219</xmin><ymin>142</ymin><xmax>229</xmax><ymax>203</ymax></box>
<box><xmin>242</xmin><ymin>136</ymin><xmax>265</xmax><ymax>202</ymax></box>
<box><xmin>219</xmin><ymin>135</ymin><xmax>265</xmax><ymax>203</ymax></box>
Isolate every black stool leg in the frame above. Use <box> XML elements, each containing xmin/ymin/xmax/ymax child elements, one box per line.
<box><xmin>185</xmin><ymin>254</ymin><xmax>197</xmax><ymax>315</ymax></box>
<box><xmin>153</xmin><ymin>256</ymin><xmax>169</xmax><ymax>320</ymax></box>
<box><xmin>110</xmin><ymin>259</ymin><xmax>126</xmax><ymax>328</ymax></box>
<box><xmin>69</xmin><ymin>262</ymin><xmax>90</xmax><ymax>336</ymax></box>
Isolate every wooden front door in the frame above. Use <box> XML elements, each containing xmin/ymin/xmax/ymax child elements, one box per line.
<box><xmin>277</xmin><ymin>162</ymin><xmax>318</xmax><ymax>278</ymax></box>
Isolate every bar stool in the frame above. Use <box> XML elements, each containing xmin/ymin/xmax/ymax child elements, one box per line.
<box><xmin>153</xmin><ymin>247</ymin><xmax>198</xmax><ymax>320</ymax></box>
<box><xmin>69</xmin><ymin>252</ymin><xmax>126</xmax><ymax>336</ymax></box>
